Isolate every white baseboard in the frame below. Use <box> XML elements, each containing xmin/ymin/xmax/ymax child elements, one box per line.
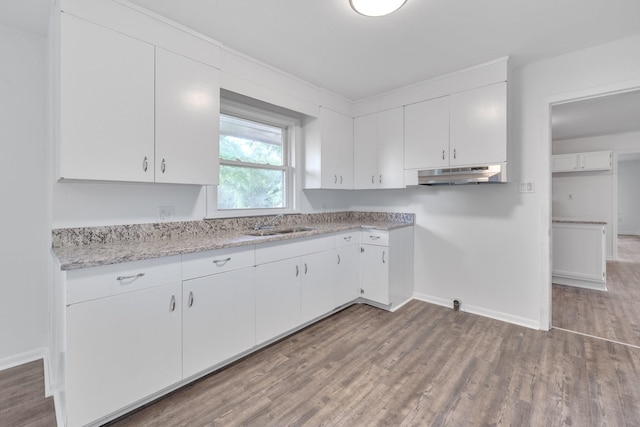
<box><xmin>413</xmin><ymin>292</ymin><xmax>541</xmax><ymax>330</ymax></box>
<box><xmin>0</xmin><ymin>347</ymin><xmax>48</xmax><ymax>373</ymax></box>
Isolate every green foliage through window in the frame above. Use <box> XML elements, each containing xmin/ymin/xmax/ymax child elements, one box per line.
<box><xmin>218</xmin><ymin>113</ymin><xmax>288</xmax><ymax>210</ymax></box>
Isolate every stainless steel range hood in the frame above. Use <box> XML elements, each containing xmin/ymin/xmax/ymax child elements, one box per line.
<box><xmin>413</xmin><ymin>163</ymin><xmax>507</xmax><ymax>185</ymax></box>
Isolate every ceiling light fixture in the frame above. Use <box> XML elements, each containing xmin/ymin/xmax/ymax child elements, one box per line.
<box><xmin>350</xmin><ymin>0</ymin><xmax>407</xmax><ymax>17</ymax></box>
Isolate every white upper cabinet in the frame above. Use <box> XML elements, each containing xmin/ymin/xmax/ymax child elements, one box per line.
<box><xmin>59</xmin><ymin>13</ymin><xmax>156</xmax><ymax>182</ymax></box>
<box><xmin>304</xmin><ymin>107</ymin><xmax>354</xmax><ymax>189</ymax></box>
<box><xmin>354</xmin><ymin>107</ymin><xmax>404</xmax><ymax>189</ymax></box>
<box><xmin>155</xmin><ymin>48</ymin><xmax>220</xmax><ymax>185</ymax></box>
<box><xmin>58</xmin><ymin>13</ymin><xmax>220</xmax><ymax>185</ymax></box>
<box><xmin>449</xmin><ymin>82</ymin><xmax>507</xmax><ymax>166</ymax></box>
<box><xmin>404</xmin><ymin>96</ymin><xmax>450</xmax><ymax>170</ymax></box>
<box><xmin>403</xmin><ymin>82</ymin><xmax>507</xmax><ymax>170</ymax></box>
<box><xmin>552</xmin><ymin>151</ymin><xmax>612</xmax><ymax>173</ymax></box>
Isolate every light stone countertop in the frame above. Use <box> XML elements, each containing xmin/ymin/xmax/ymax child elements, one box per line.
<box><xmin>52</xmin><ymin>212</ymin><xmax>414</xmax><ymax>271</ymax></box>
<box><xmin>552</xmin><ymin>217</ymin><xmax>607</xmax><ymax>225</ymax></box>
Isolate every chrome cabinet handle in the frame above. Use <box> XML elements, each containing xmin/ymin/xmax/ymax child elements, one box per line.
<box><xmin>371</xmin><ymin>175</ymin><xmax>375</xmax><ymax>184</ymax></box>
<box><xmin>334</xmin><ymin>174</ymin><xmax>337</xmax><ymax>184</ymax></box>
<box><xmin>142</xmin><ymin>156</ymin><xmax>148</xmax><ymax>172</ymax></box>
<box><xmin>304</xmin><ymin>263</ymin><xmax>308</xmax><ymax>274</ymax></box>
<box><xmin>296</xmin><ymin>265</ymin><xmax>299</xmax><ymax>277</ymax></box>
<box><xmin>340</xmin><ymin>175</ymin><xmax>343</xmax><ymax>184</ymax></box>
<box><xmin>442</xmin><ymin>150</ymin><xmax>445</xmax><ymax>160</ymax></box>
<box><xmin>369</xmin><ymin>235</ymin><xmax>381</xmax><ymax>240</ymax></box>
<box><xmin>337</xmin><ymin>254</ymin><xmax>341</xmax><ymax>265</ymax></box>
<box><xmin>382</xmin><ymin>251</ymin><xmax>386</xmax><ymax>264</ymax></box>
<box><xmin>161</xmin><ymin>158</ymin><xmax>166</xmax><ymax>173</ymax></box>
<box><xmin>212</xmin><ymin>257</ymin><xmax>231</xmax><ymax>266</ymax></box>
<box><xmin>169</xmin><ymin>295</ymin><xmax>176</xmax><ymax>312</ymax></box>
<box><xmin>188</xmin><ymin>291</ymin><xmax>194</xmax><ymax>308</ymax></box>
<box><xmin>116</xmin><ymin>272</ymin><xmax>145</xmax><ymax>282</ymax></box>
<box><xmin>453</xmin><ymin>148</ymin><xmax>457</xmax><ymax>160</ymax></box>
<box><xmin>379</xmin><ymin>175</ymin><xmax>382</xmax><ymax>184</ymax></box>
<box><xmin>343</xmin><ymin>236</ymin><xmax>352</xmax><ymax>241</ymax></box>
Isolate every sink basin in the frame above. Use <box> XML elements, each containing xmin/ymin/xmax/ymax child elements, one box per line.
<box><xmin>245</xmin><ymin>226</ymin><xmax>315</xmax><ymax>237</ymax></box>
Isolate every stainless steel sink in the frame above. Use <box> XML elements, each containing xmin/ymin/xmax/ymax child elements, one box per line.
<box><xmin>245</xmin><ymin>226</ymin><xmax>315</xmax><ymax>237</ymax></box>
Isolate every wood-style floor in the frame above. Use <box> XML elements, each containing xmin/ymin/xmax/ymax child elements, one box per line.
<box><xmin>553</xmin><ymin>234</ymin><xmax>640</xmax><ymax>347</ymax></box>
<box><xmin>0</xmin><ymin>359</ymin><xmax>56</xmax><ymax>426</ymax></box>
<box><xmin>100</xmin><ymin>300</ymin><xmax>640</xmax><ymax>426</ymax></box>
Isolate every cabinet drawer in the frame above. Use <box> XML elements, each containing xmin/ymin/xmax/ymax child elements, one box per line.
<box><xmin>361</xmin><ymin>230</ymin><xmax>389</xmax><ymax>246</ymax></box>
<box><xmin>334</xmin><ymin>231</ymin><xmax>361</xmax><ymax>248</ymax></box>
<box><xmin>255</xmin><ymin>235</ymin><xmax>334</xmax><ymax>265</ymax></box>
<box><xmin>66</xmin><ymin>256</ymin><xmax>181</xmax><ymax>305</ymax></box>
<box><xmin>182</xmin><ymin>246</ymin><xmax>255</xmax><ymax>280</ymax></box>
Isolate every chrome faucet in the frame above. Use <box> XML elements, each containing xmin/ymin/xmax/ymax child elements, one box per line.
<box><xmin>254</xmin><ymin>213</ymin><xmax>284</xmax><ymax>230</ymax></box>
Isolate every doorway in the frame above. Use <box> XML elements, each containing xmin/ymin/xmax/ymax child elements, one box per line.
<box><xmin>549</xmin><ymin>88</ymin><xmax>640</xmax><ymax>347</ymax></box>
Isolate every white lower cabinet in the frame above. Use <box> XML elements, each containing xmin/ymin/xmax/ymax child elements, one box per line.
<box><xmin>66</xmin><ymin>282</ymin><xmax>182</xmax><ymax>427</ymax></box>
<box><xmin>359</xmin><ymin>228</ymin><xmax>414</xmax><ymax>308</ymax></box>
<box><xmin>300</xmin><ymin>250</ymin><xmax>336</xmax><ymax>324</ymax></box>
<box><xmin>255</xmin><ymin>258</ymin><xmax>302</xmax><ymax>344</ymax></box>
<box><xmin>182</xmin><ymin>267</ymin><xmax>256</xmax><ymax>378</ymax></box>
<box><xmin>335</xmin><ymin>237</ymin><xmax>361</xmax><ymax>307</ymax></box>
<box><xmin>57</xmin><ymin>227</ymin><xmax>414</xmax><ymax>426</ymax></box>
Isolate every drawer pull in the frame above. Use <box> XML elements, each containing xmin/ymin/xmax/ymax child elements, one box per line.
<box><xmin>304</xmin><ymin>263</ymin><xmax>308</xmax><ymax>274</ymax></box>
<box><xmin>188</xmin><ymin>291</ymin><xmax>194</xmax><ymax>308</ymax></box>
<box><xmin>343</xmin><ymin>236</ymin><xmax>352</xmax><ymax>241</ymax></box>
<box><xmin>212</xmin><ymin>257</ymin><xmax>231</xmax><ymax>266</ymax></box>
<box><xmin>382</xmin><ymin>251</ymin><xmax>386</xmax><ymax>264</ymax></box>
<box><xmin>116</xmin><ymin>273</ymin><xmax>145</xmax><ymax>282</ymax></box>
<box><xmin>337</xmin><ymin>254</ymin><xmax>341</xmax><ymax>265</ymax></box>
<box><xmin>369</xmin><ymin>235</ymin><xmax>381</xmax><ymax>240</ymax></box>
<box><xmin>296</xmin><ymin>265</ymin><xmax>299</xmax><ymax>277</ymax></box>
<box><xmin>170</xmin><ymin>295</ymin><xmax>176</xmax><ymax>312</ymax></box>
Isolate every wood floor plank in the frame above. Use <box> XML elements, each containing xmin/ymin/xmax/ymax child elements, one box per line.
<box><xmin>106</xmin><ymin>300</ymin><xmax>640</xmax><ymax>427</ymax></box>
<box><xmin>0</xmin><ymin>360</ymin><xmax>56</xmax><ymax>427</ymax></box>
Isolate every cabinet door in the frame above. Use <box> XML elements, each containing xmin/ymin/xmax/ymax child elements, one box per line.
<box><xmin>354</xmin><ymin>113</ymin><xmax>378</xmax><ymax>189</ymax></box>
<box><xmin>320</xmin><ymin>108</ymin><xmax>354</xmax><ymax>189</ymax></box>
<box><xmin>360</xmin><ymin>245</ymin><xmax>390</xmax><ymax>305</ymax></box>
<box><xmin>377</xmin><ymin>107</ymin><xmax>405</xmax><ymax>188</ymax></box>
<box><xmin>335</xmin><ymin>245</ymin><xmax>361</xmax><ymax>307</ymax></box>
<box><xmin>581</xmin><ymin>151</ymin><xmax>612</xmax><ymax>171</ymax></box>
<box><xmin>552</xmin><ymin>154</ymin><xmax>579</xmax><ymax>172</ymax></box>
<box><xmin>301</xmin><ymin>251</ymin><xmax>336</xmax><ymax>323</ymax></box>
<box><xmin>59</xmin><ymin>13</ymin><xmax>155</xmax><ymax>182</ymax></box>
<box><xmin>66</xmin><ymin>283</ymin><xmax>182</xmax><ymax>427</ymax></box>
<box><xmin>183</xmin><ymin>268</ymin><xmax>255</xmax><ymax>378</ymax></box>
<box><xmin>255</xmin><ymin>258</ymin><xmax>301</xmax><ymax>344</ymax></box>
<box><xmin>155</xmin><ymin>48</ymin><xmax>220</xmax><ymax>185</ymax></box>
<box><xmin>404</xmin><ymin>97</ymin><xmax>450</xmax><ymax>170</ymax></box>
<box><xmin>449</xmin><ymin>82</ymin><xmax>507</xmax><ymax>166</ymax></box>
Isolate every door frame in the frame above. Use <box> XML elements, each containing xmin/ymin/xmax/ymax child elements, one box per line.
<box><xmin>541</xmin><ymin>78</ymin><xmax>640</xmax><ymax>330</ymax></box>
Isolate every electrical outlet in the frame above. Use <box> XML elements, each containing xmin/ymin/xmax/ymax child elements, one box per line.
<box><xmin>519</xmin><ymin>181</ymin><xmax>535</xmax><ymax>193</ymax></box>
<box><xmin>158</xmin><ymin>206</ymin><xmax>175</xmax><ymax>222</ymax></box>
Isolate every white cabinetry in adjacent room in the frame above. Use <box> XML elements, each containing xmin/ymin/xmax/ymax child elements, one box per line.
<box><xmin>58</xmin><ymin>13</ymin><xmax>220</xmax><ymax>185</ymax></box>
<box><xmin>65</xmin><ymin>257</ymin><xmax>182</xmax><ymax>427</ymax></box>
<box><xmin>404</xmin><ymin>82</ymin><xmax>507</xmax><ymax>171</ymax></box>
<box><xmin>181</xmin><ymin>247</ymin><xmax>256</xmax><ymax>378</ymax></box>
<box><xmin>304</xmin><ymin>107</ymin><xmax>354</xmax><ymax>189</ymax></box>
<box><xmin>552</xmin><ymin>151</ymin><xmax>612</xmax><ymax>173</ymax></box>
<box><xmin>359</xmin><ymin>228</ymin><xmax>414</xmax><ymax>309</ymax></box>
<box><xmin>334</xmin><ymin>231</ymin><xmax>361</xmax><ymax>307</ymax></box>
<box><xmin>354</xmin><ymin>107</ymin><xmax>404</xmax><ymax>189</ymax></box>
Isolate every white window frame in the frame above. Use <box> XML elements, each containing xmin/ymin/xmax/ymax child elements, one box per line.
<box><xmin>206</xmin><ymin>99</ymin><xmax>299</xmax><ymax>218</ymax></box>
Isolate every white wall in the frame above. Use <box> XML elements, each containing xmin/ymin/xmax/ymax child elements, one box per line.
<box><xmin>0</xmin><ymin>24</ymin><xmax>49</xmax><ymax>363</ymax></box>
<box><xmin>619</xmin><ymin>159</ymin><xmax>640</xmax><ymax>235</ymax></box>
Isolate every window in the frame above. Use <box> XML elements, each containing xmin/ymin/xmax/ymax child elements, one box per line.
<box><xmin>217</xmin><ymin>106</ymin><xmax>294</xmax><ymax>212</ymax></box>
